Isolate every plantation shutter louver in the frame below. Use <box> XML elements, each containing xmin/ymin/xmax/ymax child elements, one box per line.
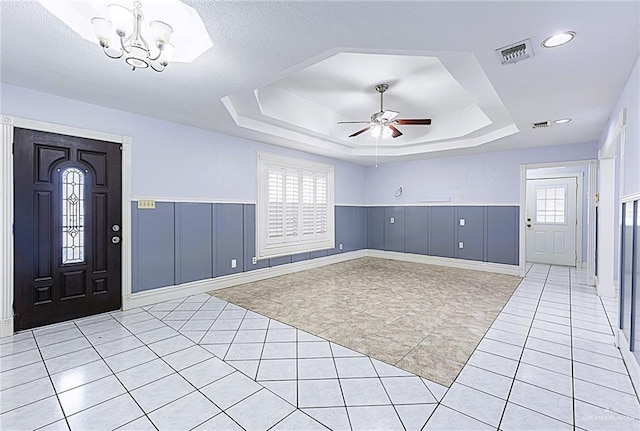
<box><xmin>257</xmin><ymin>153</ymin><xmax>334</xmax><ymax>259</ymax></box>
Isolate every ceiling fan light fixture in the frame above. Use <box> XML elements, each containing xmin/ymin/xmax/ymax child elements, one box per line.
<box><xmin>370</xmin><ymin>124</ymin><xmax>392</xmax><ymax>139</ymax></box>
<box><xmin>542</xmin><ymin>31</ymin><xmax>576</xmax><ymax>48</ymax></box>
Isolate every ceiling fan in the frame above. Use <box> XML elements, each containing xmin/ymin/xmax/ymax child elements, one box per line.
<box><xmin>338</xmin><ymin>83</ymin><xmax>432</xmax><ymax>139</ymax></box>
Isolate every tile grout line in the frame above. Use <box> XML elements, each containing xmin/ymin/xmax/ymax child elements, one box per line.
<box><xmin>32</xmin><ymin>328</ymin><xmax>73</xmax><ymax>431</ymax></box>
<box><xmin>495</xmin><ymin>264</ymin><xmax>551</xmax><ymax>430</ymax></box>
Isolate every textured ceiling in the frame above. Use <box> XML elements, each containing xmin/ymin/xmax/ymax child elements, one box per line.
<box><xmin>1</xmin><ymin>1</ymin><xmax>639</xmax><ymax>165</ymax></box>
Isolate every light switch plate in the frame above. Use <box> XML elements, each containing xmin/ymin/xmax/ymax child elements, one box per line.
<box><xmin>137</xmin><ymin>199</ymin><xmax>156</xmax><ymax>209</ymax></box>
<box><xmin>339</xmin><ymin>243</ymin><xmax>343</xmax><ymax>250</ymax></box>
<box><xmin>231</xmin><ymin>259</ymin><xmax>237</xmax><ymax>269</ymax></box>
<box><xmin>459</xmin><ymin>242</ymin><xmax>464</xmax><ymax>248</ymax></box>
<box><xmin>390</xmin><ymin>217</ymin><xmax>395</xmax><ymax>224</ymax></box>
<box><xmin>459</xmin><ymin>219</ymin><xmax>465</xmax><ymax>226</ymax></box>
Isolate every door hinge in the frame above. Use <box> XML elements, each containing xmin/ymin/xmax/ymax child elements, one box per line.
<box><xmin>12</xmin><ymin>141</ymin><xmax>15</xmax><ymax>154</ymax></box>
<box><xmin>119</xmin><ymin>146</ymin><xmax>123</xmax><ymax>151</ymax></box>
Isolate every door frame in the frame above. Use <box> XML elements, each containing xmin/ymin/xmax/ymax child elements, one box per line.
<box><xmin>1</xmin><ymin>115</ymin><xmax>132</xmax><ymax>337</ymax></box>
<box><xmin>525</xmin><ymin>174</ymin><xmax>582</xmax><ymax>267</ymax></box>
<box><xmin>518</xmin><ymin>159</ymin><xmax>597</xmax><ymax>282</ymax></box>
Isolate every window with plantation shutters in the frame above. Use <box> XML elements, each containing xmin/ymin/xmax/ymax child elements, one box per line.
<box><xmin>257</xmin><ymin>153</ymin><xmax>334</xmax><ymax>259</ymax></box>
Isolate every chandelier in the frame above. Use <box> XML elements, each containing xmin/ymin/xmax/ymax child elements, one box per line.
<box><xmin>91</xmin><ymin>1</ymin><xmax>175</xmax><ymax>72</ymax></box>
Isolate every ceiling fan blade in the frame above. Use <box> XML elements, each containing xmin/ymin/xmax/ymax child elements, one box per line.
<box><xmin>396</xmin><ymin>119</ymin><xmax>432</xmax><ymax>125</ymax></box>
<box><xmin>348</xmin><ymin>127</ymin><xmax>371</xmax><ymax>137</ymax></box>
<box><xmin>382</xmin><ymin>110</ymin><xmax>399</xmax><ymax>120</ymax></box>
<box><xmin>337</xmin><ymin>121</ymin><xmax>371</xmax><ymax>124</ymax></box>
<box><xmin>388</xmin><ymin>125</ymin><xmax>403</xmax><ymax>138</ymax></box>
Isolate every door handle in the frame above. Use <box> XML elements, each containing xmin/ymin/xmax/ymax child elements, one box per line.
<box><xmin>112</xmin><ymin>236</ymin><xmax>121</xmax><ymax>244</ymax></box>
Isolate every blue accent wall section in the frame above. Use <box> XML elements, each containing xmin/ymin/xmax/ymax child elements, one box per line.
<box><xmin>243</xmin><ymin>204</ymin><xmax>269</xmax><ymax>271</ymax></box>
<box><xmin>486</xmin><ymin>206</ymin><xmax>519</xmax><ymax>265</ymax></box>
<box><xmin>215</xmin><ymin>204</ymin><xmax>244</xmax><ymax>277</ymax></box>
<box><xmin>131</xmin><ymin>203</ymin><xmax>520</xmax><ymax>293</ymax></box>
<box><xmin>176</xmin><ymin>203</ymin><xmax>213</xmax><ymax>284</ymax></box>
<box><xmin>328</xmin><ymin>207</ymin><xmax>344</xmax><ymax>256</ymax></box>
<box><xmin>368</xmin><ymin>207</ymin><xmax>385</xmax><ymax>250</ymax></box>
<box><xmin>429</xmin><ymin>206</ymin><xmax>456</xmax><ymax>258</ymax></box>
<box><xmin>342</xmin><ymin>206</ymin><xmax>367</xmax><ymax>252</ymax></box>
<box><xmin>384</xmin><ymin>206</ymin><xmax>406</xmax><ymax>252</ymax></box>
<box><xmin>133</xmin><ymin>202</ymin><xmax>175</xmax><ymax>292</ymax></box>
<box><xmin>270</xmin><ymin>256</ymin><xmax>292</xmax><ymax>266</ymax></box>
<box><xmin>456</xmin><ymin>206</ymin><xmax>486</xmax><ymax>262</ymax></box>
<box><xmin>405</xmin><ymin>207</ymin><xmax>429</xmax><ymax>255</ymax></box>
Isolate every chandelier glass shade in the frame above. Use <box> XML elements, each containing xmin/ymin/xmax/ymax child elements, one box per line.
<box><xmin>91</xmin><ymin>1</ymin><xmax>175</xmax><ymax>72</ymax></box>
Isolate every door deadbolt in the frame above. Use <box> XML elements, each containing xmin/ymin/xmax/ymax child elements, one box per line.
<box><xmin>112</xmin><ymin>224</ymin><xmax>120</xmax><ymax>232</ymax></box>
<box><xmin>112</xmin><ymin>236</ymin><xmax>121</xmax><ymax>244</ymax></box>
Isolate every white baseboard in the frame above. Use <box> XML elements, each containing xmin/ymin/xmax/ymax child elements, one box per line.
<box><xmin>124</xmin><ymin>250</ymin><xmax>367</xmax><ymax>310</ymax></box>
<box><xmin>125</xmin><ymin>249</ymin><xmax>520</xmax><ymax>310</ymax></box>
<box><xmin>366</xmin><ymin>250</ymin><xmax>521</xmax><ymax>276</ymax></box>
<box><xmin>617</xmin><ymin>330</ymin><xmax>640</xmax><ymax>402</ymax></box>
<box><xmin>0</xmin><ymin>317</ymin><xmax>13</xmax><ymax>338</ymax></box>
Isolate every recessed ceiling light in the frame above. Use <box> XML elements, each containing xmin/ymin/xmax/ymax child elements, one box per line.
<box><xmin>554</xmin><ymin>118</ymin><xmax>572</xmax><ymax>124</ymax></box>
<box><xmin>542</xmin><ymin>31</ymin><xmax>576</xmax><ymax>48</ymax></box>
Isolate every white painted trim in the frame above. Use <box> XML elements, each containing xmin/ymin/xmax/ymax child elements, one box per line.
<box><xmin>0</xmin><ymin>115</ymin><xmax>131</xmax><ymax>338</ymax></box>
<box><xmin>617</xmin><ymin>330</ymin><xmax>640</xmax><ymax>401</ymax></box>
<box><xmin>365</xmin><ymin>202</ymin><xmax>520</xmax><ymax>207</ymax></box>
<box><xmin>598</xmin><ymin>158</ymin><xmax>617</xmax><ymax>298</ymax></box>
<box><xmin>7</xmin><ymin>116</ymin><xmax>125</xmax><ymax>144</ymax></box>
<box><xmin>525</xmin><ymin>159</ymin><xmax>598</xmax><ymax>170</ymax></box>
<box><xmin>587</xmin><ymin>160</ymin><xmax>597</xmax><ymax>286</ymax></box>
<box><xmin>622</xmin><ymin>192</ymin><xmax>640</xmax><ymax>203</ymax></box>
<box><xmin>366</xmin><ymin>250</ymin><xmax>521</xmax><ymax>276</ymax></box>
<box><xmin>1</xmin><ymin>118</ymin><xmax>15</xmax><ymax>337</ymax></box>
<box><xmin>121</xmin><ymin>137</ymin><xmax>133</xmax><ymax>310</ymax></box>
<box><xmin>519</xmin><ymin>165</ymin><xmax>527</xmax><ymax>277</ymax></box>
<box><xmin>124</xmin><ymin>250</ymin><xmax>367</xmax><ymax>309</ymax></box>
<box><xmin>132</xmin><ymin>197</ymin><xmax>257</xmax><ymax>204</ymax></box>
<box><xmin>124</xmin><ymin>248</ymin><xmax>521</xmax><ymax>310</ymax></box>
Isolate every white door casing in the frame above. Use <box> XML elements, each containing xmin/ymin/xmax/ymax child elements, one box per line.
<box><xmin>526</xmin><ymin>177</ymin><xmax>578</xmax><ymax>266</ymax></box>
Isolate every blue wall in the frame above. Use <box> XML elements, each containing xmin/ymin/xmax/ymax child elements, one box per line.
<box><xmin>131</xmin><ymin>204</ymin><xmax>367</xmax><ymax>293</ymax></box>
<box><xmin>367</xmin><ymin>206</ymin><xmax>519</xmax><ymax>265</ymax></box>
<box><xmin>132</xmin><ymin>203</ymin><xmax>519</xmax><ymax>293</ymax></box>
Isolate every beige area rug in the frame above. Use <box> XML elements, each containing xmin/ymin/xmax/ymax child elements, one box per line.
<box><xmin>209</xmin><ymin>257</ymin><xmax>521</xmax><ymax>386</ymax></box>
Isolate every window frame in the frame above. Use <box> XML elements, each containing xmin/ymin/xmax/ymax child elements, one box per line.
<box><xmin>256</xmin><ymin>152</ymin><xmax>335</xmax><ymax>260</ymax></box>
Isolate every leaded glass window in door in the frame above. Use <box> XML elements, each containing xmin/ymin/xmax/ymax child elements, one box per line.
<box><xmin>62</xmin><ymin>167</ymin><xmax>85</xmax><ymax>264</ymax></box>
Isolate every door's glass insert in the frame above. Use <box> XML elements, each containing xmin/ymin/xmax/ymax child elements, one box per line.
<box><xmin>535</xmin><ymin>186</ymin><xmax>566</xmax><ymax>223</ymax></box>
<box><xmin>62</xmin><ymin>167</ymin><xmax>85</xmax><ymax>264</ymax></box>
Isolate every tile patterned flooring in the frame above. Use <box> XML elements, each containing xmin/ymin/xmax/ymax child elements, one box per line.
<box><xmin>210</xmin><ymin>258</ymin><xmax>522</xmax><ymax>386</ymax></box>
<box><xmin>0</xmin><ymin>263</ymin><xmax>639</xmax><ymax>430</ymax></box>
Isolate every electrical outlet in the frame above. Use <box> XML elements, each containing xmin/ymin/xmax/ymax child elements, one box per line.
<box><xmin>390</xmin><ymin>217</ymin><xmax>395</xmax><ymax>224</ymax></box>
<box><xmin>339</xmin><ymin>243</ymin><xmax>343</xmax><ymax>250</ymax></box>
<box><xmin>459</xmin><ymin>219</ymin><xmax>465</xmax><ymax>226</ymax></box>
<box><xmin>231</xmin><ymin>259</ymin><xmax>237</xmax><ymax>269</ymax></box>
<box><xmin>137</xmin><ymin>199</ymin><xmax>156</xmax><ymax>209</ymax></box>
<box><xmin>458</xmin><ymin>242</ymin><xmax>464</xmax><ymax>249</ymax></box>
<box><xmin>252</xmin><ymin>256</ymin><xmax>257</xmax><ymax>265</ymax></box>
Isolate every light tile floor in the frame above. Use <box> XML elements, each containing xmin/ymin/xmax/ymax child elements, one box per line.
<box><xmin>1</xmin><ymin>264</ymin><xmax>639</xmax><ymax>430</ymax></box>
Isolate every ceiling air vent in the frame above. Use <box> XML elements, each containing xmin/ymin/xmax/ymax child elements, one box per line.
<box><xmin>531</xmin><ymin>121</ymin><xmax>551</xmax><ymax>129</ymax></box>
<box><xmin>496</xmin><ymin>38</ymin><xmax>534</xmax><ymax>65</ymax></box>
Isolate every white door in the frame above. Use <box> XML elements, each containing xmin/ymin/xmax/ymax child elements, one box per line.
<box><xmin>526</xmin><ymin>177</ymin><xmax>578</xmax><ymax>266</ymax></box>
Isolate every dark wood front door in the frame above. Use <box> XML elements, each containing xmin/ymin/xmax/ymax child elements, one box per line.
<box><xmin>13</xmin><ymin>128</ymin><xmax>122</xmax><ymax>330</ymax></box>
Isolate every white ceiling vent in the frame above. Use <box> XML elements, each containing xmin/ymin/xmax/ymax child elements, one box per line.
<box><xmin>531</xmin><ymin>121</ymin><xmax>551</xmax><ymax>129</ymax></box>
<box><xmin>496</xmin><ymin>39</ymin><xmax>534</xmax><ymax>65</ymax></box>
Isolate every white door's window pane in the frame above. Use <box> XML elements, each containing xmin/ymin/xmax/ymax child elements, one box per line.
<box><xmin>62</xmin><ymin>167</ymin><xmax>85</xmax><ymax>264</ymax></box>
<box><xmin>535</xmin><ymin>186</ymin><xmax>566</xmax><ymax>224</ymax></box>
